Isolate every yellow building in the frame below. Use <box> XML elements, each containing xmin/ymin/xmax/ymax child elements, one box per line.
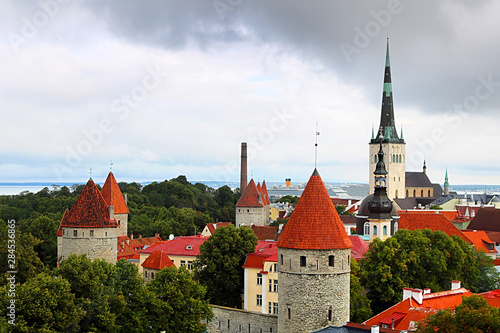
<box><xmin>243</xmin><ymin>240</ymin><xmax>279</xmax><ymax>314</ymax></box>
<box><xmin>138</xmin><ymin>235</ymin><xmax>207</xmax><ymax>274</ymax></box>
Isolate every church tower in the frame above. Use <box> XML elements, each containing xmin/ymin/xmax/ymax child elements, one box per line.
<box><xmin>277</xmin><ymin>169</ymin><xmax>352</xmax><ymax>333</ymax></box>
<box><xmin>369</xmin><ymin>38</ymin><xmax>405</xmax><ymax>200</ymax></box>
<box><xmin>444</xmin><ymin>169</ymin><xmax>450</xmax><ymax>195</ymax></box>
<box><xmin>366</xmin><ymin>143</ymin><xmax>397</xmax><ymax>241</ymax></box>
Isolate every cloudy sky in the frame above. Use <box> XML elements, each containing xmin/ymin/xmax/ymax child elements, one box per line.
<box><xmin>1</xmin><ymin>0</ymin><xmax>499</xmax><ymax>186</ymax></box>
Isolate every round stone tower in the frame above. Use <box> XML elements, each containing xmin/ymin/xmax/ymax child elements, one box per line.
<box><xmin>59</xmin><ymin>179</ymin><xmax>118</xmax><ymax>264</ymax></box>
<box><xmin>277</xmin><ymin>169</ymin><xmax>352</xmax><ymax>333</ymax></box>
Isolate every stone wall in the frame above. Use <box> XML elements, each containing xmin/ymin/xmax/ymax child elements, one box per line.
<box><xmin>61</xmin><ymin>227</ymin><xmax>117</xmax><ymax>263</ymax></box>
<box><xmin>115</xmin><ymin>213</ymin><xmax>128</xmax><ymax>237</ymax></box>
<box><xmin>206</xmin><ymin>305</ymin><xmax>277</xmax><ymax>333</ymax></box>
<box><xmin>236</xmin><ymin>206</ymin><xmax>267</xmax><ymax>228</ymax></box>
<box><xmin>278</xmin><ymin>247</ymin><xmax>351</xmax><ymax>333</ymax></box>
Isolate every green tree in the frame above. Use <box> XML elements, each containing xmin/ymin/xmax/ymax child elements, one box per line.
<box><xmin>0</xmin><ymin>272</ymin><xmax>84</xmax><ymax>332</ymax></box>
<box><xmin>26</xmin><ymin>215</ymin><xmax>59</xmax><ymax>267</ymax></box>
<box><xmin>335</xmin><ymin>204</ymin><xmax>353</xmax><ymax>215</ymax></box>
<box><xmin>0</xmin><ymin>220</ymin><xmax>44</xmax><ymax>286</ymax></box>
<box><xmin>474</xmin><ymin>252</ymin><xmax>500</xmax><ymax>293</ymax></box>
<box><xmin>193</xmin><ymin>224</ymin><xmax>257</xmax><ymax>308</ymax></box>
<box><xmin>350</xmin><ymin>258</ymin><xmax>372</xmax><ymax>323</ymax></box>
<box><xmin>276</xmin><ymin>195</ymin><xmax>299</xmax><ymax>206</ymax></box>
<box><xmin>148</xmin><ymin>266</ymin><xmax>213</xmax><ymax>333</ymax></box>
<box><xmin>55</xmin><ymin>254</ymin><xmax>119</xmax><ymax>332</ymax></box>
<box><xmin>416</xmin><ymin>294</ymin><xmax>500</xmax><ymax>332</ymax></box>
<box><xmin>360</xmin><ymin>229</ymin><xmax>480</xmax><ymax>313</ymax></box>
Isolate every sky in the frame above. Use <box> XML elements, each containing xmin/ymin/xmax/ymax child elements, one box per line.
<box><xmin>1</xmin><ymin>0</ymin><xmax>500</xmax><ymax>186</ymax></box>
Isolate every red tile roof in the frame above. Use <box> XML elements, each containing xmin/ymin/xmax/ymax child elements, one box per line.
<box><xmin>462</xmin><ymin>230</ymin><xmax>497</xmax><ymax>254</ymax></box>
<box><xmin>262</xmin><ymin>180</ymin><xmax>271</xmax><ymax>205</ymax></box>
<box><xmin>468</xmin><ymin>207</ymin><xmax>500</xmax><ymax>232</ymax></box>
<box><xmin>101</xmin><ymin>172</ymin><xmax>129</xmax><ymax>214</ymax></box>
<box><xmin>251</xmin><ymin>225</ymin><xmax>280</xmax><ymax>241</ymax></box>
<box><xmin>479</xmin><ymin>289</ymin><xmax>500</xmax><ymax>308</ymax></box>
<box><xmin>117</xmin><ymin>235</ymin><xmax>163</xmax><ymax>260</ymax></box>
<box><xmin>205</xmin><ymin>222</ymin><xmax>232</xmax><ymax>235</ymax></box>
<box><xmin>399</xmin><ymin>209</ymin><xmax>460</xmax><ymax>221</ymax></box>
<box><xmin>139</xmin><ymin>235</ymin><xmax>207</xmax><ymax>257</ymax></box>
<box><xmin>277</xmin><ymin>169</ymin><xmax>352</xmax><ymax>250</ymax></box>
<box><xmin>141</xmin><ymin>250</ymin><xmax>174</xmax><ymax>270</ymax></box>
<box><xmin>349</xmin><ymin>235</ymin><xmax>369</xmax><ymax>260</ymax></box>
<box><xmin>56</xmin><ymin>208</ymin><xmax>69</xmax><ymax>237</ymax></box>
<box><xmin>60</xmin><ymin>179</ymin><xmax>118</xmax><ymax>228</ymax></box>
<box><xmin>236</xmin><ymin>179</ymin><xmax>264</xmax><ymax>208</ymax></box>
<box><xmin>398</xmin><ymin>211</ymin><xmax>472</xmax><ymax>244</ymax></box>
<box><xmin>364</xmin><ymin>288</ymin><xmax>473</xmax><ymax>331</ymax></box>
<box><xmin>243</xmin><ymin>240</ymin><xmax>278</xmax><ymax>270</ymax></box>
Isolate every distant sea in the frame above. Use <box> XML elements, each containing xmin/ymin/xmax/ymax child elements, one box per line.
<box><xmin>0</xmin><ymin>182</ymin><xmax>499</xmax><ymax>197</ymax></box>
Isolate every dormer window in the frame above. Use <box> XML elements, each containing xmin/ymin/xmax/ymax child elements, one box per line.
<box><xmin>186</xmin><ymin>245</ymin><xmax>193</xmax><ymax>250</ymax></box>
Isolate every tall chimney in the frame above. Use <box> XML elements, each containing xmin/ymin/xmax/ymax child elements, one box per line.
<box><xmin>240</xmin><ymin>142</ymin><xmax>248</xmax><ymax>192</ymax></box>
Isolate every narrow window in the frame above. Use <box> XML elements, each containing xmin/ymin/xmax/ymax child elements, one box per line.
<box><xmin>328</xmin><ymin>308</ymin><xmax>333</xmax><ymax>321</ymax></box>
<box><xmin>181</xmin><ymin>260</ymin><xmax>186</xmax><ymax>267</ymax></box>
<box><xmin>90</xmin><ymin>230</ymin><xmax>94</xmax><ymax>237</ymax></box>
<box><xmin>364</xmin><ymin>222</ymin><xmax>370</xmax><ymax>235</ymax></box>
<box><xmin>273</xmin><ymin>280</ymin><xmax>278</xmax><ymax>292</ymax></box>
<box><xmin>300</xmin><ymin>256</ymin><xmax>306</xmax><ymax>267</ymax></box>
<box><xmin>82</xmin><ymin>232</ymin><xmax>84</xmax><ymax>237</ymax></box>
<box><xmin>257</xmin><ymin>273</ymin><xmax>262</xmax><ymax>285</ymax></box>
<box><xmin>269</xmin><ymin>279</ymin><xmax>272</xmax><ymax>292</ymax></box>
<box><xmin>73</xmin><ymin>230</ymin><xmax>77</xmax><ymax>237</ymax></box>
<box><xmin>373</xmin><ymin>225</ymin><xmax>378</xmax><ymax>236</ymax></box>
<box><xmin>383</xmin><ymin>225</ymin><xmax>387</xmax><ymax>235</ymax></box>
<box><xmin>144</xmin><ymin>271</ymin><xmax>148</xmax><ymax>278</ymax></box>
<box><xmin>105</xmin><ymin>232</ymin><xmax>108</xmax><ymax>237</ymax></box>
<box><xmin>280</xmin><ymin>254</ymin><xmax>283</xmax><ymax>265</ymax></box>
<box><xmin>316</xmin><ymin>260</ymin><xmax>319</xmax><ymax>270</ymax></box>
<box><xmin>428</xmin><ymin>189</ymin><xmax>431</xmax><ymax>197</ymax></box>
<box><xmin>268</xmin><ymin>302</ymin><xmax>272</xmax><ymax>314</ymax></box>
<box><xmin>151</xmin><ymin>272</ymin><xmax>155</xmax><ymax>279</ymax></box>
<box><xmin>273</xmin><ymin>302</ymin><xmax>278</xmax><ymax>314</ymax></box>
<box><xmin>329</xmin><ymin>255</ymin><xmax>335</xmax><ymax>267</ymax></box>
<box><xmin>421</xmin><ymin>190</ymin><xmax>424</xmax><ymax>197</ymax></box>
<box><xmin>188</xmin><ymin>261</ymin><xmax>193</xmax><ymax>270</ymax></box>
<box><xmin>228</xmin><ymin>320</ymin><xmax>230</xmax><ymax>329</ymax></box>
<box><xmin>394</xmin><ymin>222</ymin><xmax>399</xmax><ymax>234</ymax></box>
<box><xmin>288</xmin><ymin>307</ymin><xmax>291</xmax><ymax>319</ymax></box>
<box><xmin>257</xmin><ymin>294</ymin><xmax>262</xmax><ymax>306</ymax></box>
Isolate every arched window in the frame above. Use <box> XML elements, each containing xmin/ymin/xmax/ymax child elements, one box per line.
<box><xmin>421</xmin><ymin>190</ymin><xmax>424</xmax><ymax>197</ymax></box>
<box><xmin>394</xmin><ymin>222</ymin><xmax>399</xmax><ymax>234</ymax></box>
<box><xmin>406</xmin><ymin>190</ymin><xmax>409</xmax><ymax>197</ymax></box>
<box><xmin>392</xmin><ymin>154</ymin><xmax>395</xmax><ymax>162</ymax></box>
<box><xmin>428</xmin><ymin>190</ymin><xmax>431</xmax><ymax>197</ymax></box>
<box><xmin>383</xmin><ymin>226</ymin><xmax>387</xmax><ymax>235</ymax></box>
<box><xmin>399</xmin><ymin>154</ymin><xmax>402</xmax><ymax>163</ymax></box>
<box><xmin>395</xmin><ymin>190</ymin><xmax>398</xmax><ymax>198</ymax></box>
<box><xmin>364</xmin><ymin>222</ymin><xmax>370</xmax><ymax>235</ymax></box>
<box><xmin>373</xmin><ymin>225</ymin><xmax>378</xmax><ymax>236</ymax></box>
<box><xmin>413</xmin><ymin>189</ymin><xmax>416</xmax><ymax>197</ymax></box>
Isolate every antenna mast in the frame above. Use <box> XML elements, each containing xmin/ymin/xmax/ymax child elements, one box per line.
<box><xmin>315</xmin><ymin>123</ymin><xmax>320</xmax><ymax>168</ymax></box>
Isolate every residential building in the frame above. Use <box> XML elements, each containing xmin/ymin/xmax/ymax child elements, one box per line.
<box><xmin>200</xmin><ymin>222</ymin><xmax>232</xmax><ymax>237</ymax></box>
<box><xmin>138</xmin><ymin>235</ymin><xmax>206</xmax><ymax>274</ymax></box>
<box><xmin>141</xmin><ymin>250</ymin><xmax>175</xmax><ymax>283</ymax></box>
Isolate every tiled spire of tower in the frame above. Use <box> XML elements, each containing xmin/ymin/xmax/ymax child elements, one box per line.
<box><xmin>373</xmin><ymin>38</ymin><xmax>404</xmax><ymax>144</ymax></box>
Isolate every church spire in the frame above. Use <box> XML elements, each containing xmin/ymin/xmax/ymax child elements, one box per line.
<box><xmin>373</xmin><ymin>38</ymin><xmax>403</xmax><ymax>144</ymax></box>
<box><xmin>444</xmin><ymin>168</ymin><xmax>449</xmax><ymax>195</ymax></box>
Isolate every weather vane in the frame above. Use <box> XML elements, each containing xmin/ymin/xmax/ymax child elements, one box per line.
<box><xmin>90</xmin><ymin>168</ymin><xmax>92</xmax><ymax>179</ymax></box>
<box><xmin>110</xmin><ymin>160</ymin><xmax>113</xmax><ymax>172</ymax></box>
<box><xmin>315</xmin><ymin>123</ymin><xmax>320</xmax><ymax>168</ymax></box>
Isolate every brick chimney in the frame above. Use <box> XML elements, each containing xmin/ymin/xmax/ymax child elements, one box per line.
<box><xmin>130</xmin><ymin>233</ymin><xmax>134</xmax><ymax>240</ymax></box>
<box><xmin>240</xmin><ymin>142</ymin><xmax>247</xmax><ymax>192</ymax></box>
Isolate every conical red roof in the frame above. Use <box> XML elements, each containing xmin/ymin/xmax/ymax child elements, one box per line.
<box><xmin>60</xmin><ymin>179</ymin><xmax>118</xmax><ymax>228</ymax></box>
<box><xmin>262</xmin><ymin>180</ymin><xmax>271</xmax><ymax>205</ymax></box>
<box><xmin>236</xmin><ymin>179</ymin><xmax>264</xmax><ymax>207</ymax></box>
<box><xmin>101</xmin><ymin>172</ymin><xmax>129</xmax><ymax>214</ymax></box>
<box><xmin>277</xmin><ymin>169</ymin><xmax>352</xmax><ymax>250</ymax></box>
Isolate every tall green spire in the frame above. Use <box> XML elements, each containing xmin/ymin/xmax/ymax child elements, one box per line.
<box><xmin>372</xmin><ymin>37</ymin><xmax>404</xmax><ymax>144</ymax></box>
<box><xmin>444</xmin><ymin>169</ymin><xmax>449</xmax><ymax>186</ymax></box>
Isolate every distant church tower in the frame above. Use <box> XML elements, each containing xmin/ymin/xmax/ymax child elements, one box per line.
<box><xmin>444</xmin><ymin>169</ymin><xmax>450</xmax><ymax>195</ymax></box>
<box><xmin>277</xmin><ymin>169</ymin><xmax>352</xmax><ymax>333</ymax></box>
<box><xmin>369</xmin><ymin>38</ymin><xmax>405</xmax><ymax>200</ymax></box>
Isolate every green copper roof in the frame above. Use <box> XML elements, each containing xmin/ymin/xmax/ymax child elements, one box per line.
<box><xmin>444</xmin><ymin>169</ymin><xmax>449</xmax><ymax>186</ymax></box>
